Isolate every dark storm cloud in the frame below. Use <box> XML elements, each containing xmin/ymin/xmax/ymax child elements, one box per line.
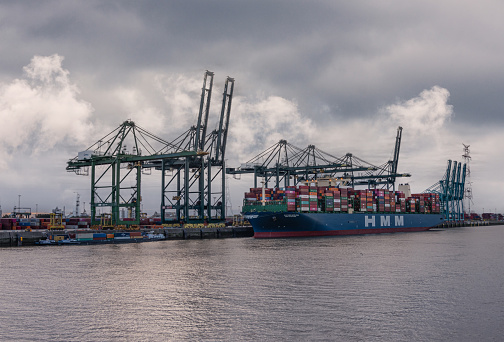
<box><xmin>117</xmin><ymin>0</ymin><xmax>502</xmax><ymax>125</ymax></box>
<box><xmin>2</xmin><ymin>0</ymin><xmax>502</xmax><ymax>127</ymax></box>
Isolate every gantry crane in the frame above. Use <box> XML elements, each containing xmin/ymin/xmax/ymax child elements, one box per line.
<box><xmin>66</xmin><ymin>120</ymin><xmax>205</xmax><ymax>226</ymax></box>
<box><xmin>226</xmin><ymin>141</ymin><xmax>375</xmax><ymax>188</ymax></box>
<box><xmin>348</xmin><ymin>126</ymin><xmax>408</xmax><ymax>189</ymax></box>
<box><xmin>226</xmin><ymin>127</ymin><xmax>409</xmax><ymax>189</ymax></box>
<box><xmin>144</xmin><ymin>72</ymin><xmax>235</xmax><ymax>224</ymax></box>
<box><xmin>67</xmin><ymin>71</ymin><xmax>236</xmax><ymax>226</ymax></box>
<box><xmin>423</xmin><ymin>159</ymin><xmax>466</xmax><ymax>221</ymax></box>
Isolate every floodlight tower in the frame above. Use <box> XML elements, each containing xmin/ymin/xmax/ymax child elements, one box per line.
<box><xmin>74</xmin><ymin>193</ymin><xmax>80</xmax><ymax>218</ymax></box>
<box><xmin>462</xmin><ymin>144</ymin><xmax>473</xmax><ymax>217</ymax></box>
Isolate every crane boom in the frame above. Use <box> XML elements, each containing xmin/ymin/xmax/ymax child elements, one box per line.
<box><xmin>392</xmin><ymin>126</ymin><xmax>402</xmax><ymax>175</ymax></box>
<box><xmin>194</xmin><ymin>70</ymin><xmax>214</xmax><ymax>151</ymax></box>
<box><xmin>215</xmin><ymin>77</ymin><xmax>235</xmax><ymax>162</ymax></box>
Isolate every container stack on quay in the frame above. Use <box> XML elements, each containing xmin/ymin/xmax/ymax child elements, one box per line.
<box><xmin>481</xmin><ymin>213</ymin><xmax>504</xmax><ymax>221</ymax></box>
<box><xmin>0</xmin><ymin>217</ymin><xmax>171</xmax><ymax>231</ymax></box>
<box><xmin>0</xmin><ymin>217</ymin><xmax>91</xmax><ymax>231</ymax></box>
<box><xmin>1</xmin><ymin>219</ymin><xmax>253</xmax><ymax>246</ymax></box>
<box><xmin>243</xmin><ymin>186</ymin><xmax>441</xmax><ymax>214</ymax></box>
<box><xmin>65</xmin><ymin>218</ymin><xmax>92</xmax><ymax>230</ymax></box>
<box><xmin>0</xmin><ymin>218</ymin><xmax>19</xmax><ymax>230</ymax></box>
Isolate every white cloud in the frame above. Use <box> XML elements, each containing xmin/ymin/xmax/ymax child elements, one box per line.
<box><xmin>110</xmin><ymin>72</ymin><xmax>223</xmax><ymax>140</ymax></box>
<box><xmin>156</xmin><ymin>73</ymin><xmax>203</xmax><ymax>134</ymax></box>
<box><xmin>109</xmin><ymin>73</ymin><xmax>319</xmax><ymax>162</ymax></box>
<box><xmin>112</xmin><ymin>86</ymin><xmax>167</xmax><ymax>135</ymax></box>
<box><xmin>0</xmin><ymin>55</ymin><xmax>95</xmax><ymax>212</ymax></box>
<box><xmin>385</xmin><ymin>86</ymin><xmax>453</xmax><ymax>135</ymax></box>
<box><xmin>229</xmin><ymin>95</ymin><xmax>317</xmax><ymax>162</ymax></box>
<box><xmin>0</xmin><ymin>54</ymin><xmax>94</xmax><ymax>168</ymax></box>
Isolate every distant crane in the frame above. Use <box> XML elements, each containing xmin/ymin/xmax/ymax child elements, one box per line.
<box><xmin>74</xmin><ymin>193</ymin><xmax>80</xmax><ymax>218</ymax></box>
<box><xmin>423</xmin><ymin>159</ymin><xmax>466</xmax><ymax>222</ymax></box>
<box><xmin>462</xmin><ymin>144</ymin><xmax>473</xmax><ymax>215</ymax></box>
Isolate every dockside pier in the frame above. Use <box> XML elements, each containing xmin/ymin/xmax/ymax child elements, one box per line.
<box><xmin>0</xmin><ymin>226</ymin><xmax>253</xmax><ymax>247</ymax></box>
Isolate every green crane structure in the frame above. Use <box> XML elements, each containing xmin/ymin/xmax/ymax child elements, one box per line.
<box><xmin>226</xmin><ymin>127</ymin><xmax>409</xmax><ymax>190</ymax></box>
<box><xmin>67</xmin><ymin>71</ymin><xmax>234</xmax><ymax>226</ymax></box>
<box><xmin>143</xmin><ymin>72</ymin><xmax>235</xmax><ymax>224</ymax></box>
<box><xmin>66</xmin><ymin>120</ymin><xmax>204</xmax><ymax>226</ymax></box>
<box><xmin>423</xmin><ymin>160</ymin><xmax>467</xmax><ymax>221</ymax></box>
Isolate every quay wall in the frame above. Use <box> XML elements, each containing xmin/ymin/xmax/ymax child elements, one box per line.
<box><xmin>0</xmin><ymin>226</ymin><xmax>254</xmax><ymax>247</ymax></box>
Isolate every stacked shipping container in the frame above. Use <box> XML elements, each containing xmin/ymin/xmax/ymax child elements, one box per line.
<box><xmin>0</xmin><ymin>216</ymin><xmax>169</xmax><ymax>230</ymax></box>
<box><xmin>243</xmin><ymin>186</ymin><xmax>442</xmax><ymax>214</ymax></box>
<box><xmin>285</xmin><ymin>186</ymin><xmax>297</xmax><ymax>211</ymax></box>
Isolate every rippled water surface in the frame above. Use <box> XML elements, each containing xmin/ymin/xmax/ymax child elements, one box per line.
<box><xmin>1</xmin><ymin>225</ymin><xmax>504</xmax><ymax>341</ymax></box>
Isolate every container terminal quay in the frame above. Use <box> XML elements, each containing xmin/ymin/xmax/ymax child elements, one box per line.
<box><xmin>1</xmin><ymin>71</ymin><xmax>502</xmax><ymax>246</ymax></box>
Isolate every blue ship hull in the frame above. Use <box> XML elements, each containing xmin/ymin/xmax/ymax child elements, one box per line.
<box><xmin>244</xmin><ymin>211</ymin><xmax>444</xmax><ymax>238</ymax></box>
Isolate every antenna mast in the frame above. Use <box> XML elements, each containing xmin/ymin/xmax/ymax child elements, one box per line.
<box><xmin>462</xmin><ymin>144</ymin><xmax>472</xmax><ymax>216</ymax></box>
<box><xmin>75</xmin><ymin>193</ymin><xmax>80</xmax><ymax>217</ymax></box>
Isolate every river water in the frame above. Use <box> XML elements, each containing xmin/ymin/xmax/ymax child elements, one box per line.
<box><xmin>1</xmin><ymin>225</ymin><xmax>503</xmax><ymax>341</ymax></box>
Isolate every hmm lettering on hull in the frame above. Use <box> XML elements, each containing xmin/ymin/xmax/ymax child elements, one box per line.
<box><xmin>365</xmin><ymin>215</ymin><xmax>404</xmax><ymax>228</ymax></box>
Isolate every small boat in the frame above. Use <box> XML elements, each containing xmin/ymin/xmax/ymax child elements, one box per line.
<box><xmin>57</xmin><ymin>239</ymin><xmax>81</xmax><ymax>245</ymax></box>
<box><xmin>36</xmin><ymin>238</ymin><xmax>81</xmax><ymax>245</ymax></box>
<box><xmin>36</xmin><ymin>239</ymin><xmax>56</xmax><ymax>245</ymax></box>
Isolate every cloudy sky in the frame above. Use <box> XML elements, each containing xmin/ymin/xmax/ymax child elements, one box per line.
<box><xmin>1</xmin><ymin>0</ymin><xmax>503</xmax><ymax>216</ymax></box>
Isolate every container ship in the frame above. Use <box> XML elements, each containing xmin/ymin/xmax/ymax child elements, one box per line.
<box><xmin>242</xmin><ymin>184</ymin><xmax>444</xmax><ymax>238</ymax></box>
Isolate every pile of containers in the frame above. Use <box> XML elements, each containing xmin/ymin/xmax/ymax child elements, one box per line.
<box><xmin>481</xmin><ymin>213</ymin><xmax>504</xmax><ymax>220</ymax></box>
<box><xmin>0</xmin><ymin>217</ymin><xmax>92</xmax><ymax>230</ymax></box>
<box><xmin>298</xmin><ymin>186</ymin><xmax>318</xmax><ymax>212</ymax></box>
<box><xmin>411</xmin><ymin>193</ymin><xmax>440</xmax><ymax>213</ymax></box>
<box><xmin>0</xmin><ymin>218</ymin><xmax>19</xmax><ymax>230</ymax></box>
<box><xmin>285</xmin><ymin>186</ymin><xmax>296</xmax><ymax>211</ymax></box>
<box><xmin>243</xmin><ymin>186</ymin><xmax>441</xmax><ymax>214</ymax></box>
<box><xmin>65</xmin><ymin>218</ymin><xmax>91</xmax><ymax>229</ymax></box>
<box><xmin>0</xmin><ymin>216</ymin><xmax>165</xmax><ymax>230</ymax></box>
